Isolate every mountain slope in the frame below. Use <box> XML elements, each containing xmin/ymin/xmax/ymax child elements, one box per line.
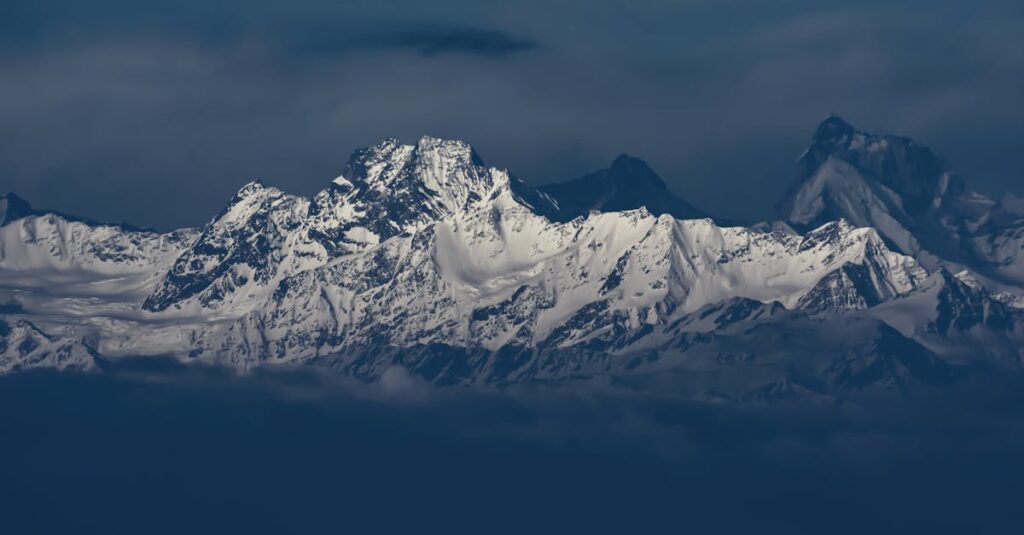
<box><xmin>868</xmin><ymin>269</ymin><xmax>1024</xmax><ymax>365</ymax></box>
<box><xmin>0</xmin><ymin>318</ymin><xmax>102</xmax><ymax>373</ymax></box>
<box><xmin>0</xmin><ymin>205</ymin><xmax>197</xmax><ymax>276</ymax></box>
<box><xmin>183</xmin><ymin>205</ymin><xmax>927</xmax><ymax>377</ymax></box>
<box><xmin>0</xmin><ymin>131</ymin><xmax>1021</xmax><ymax>403</ymax></box>
<box><xmin>778</xmin><ymin>116</ymin><xmax>1024</xmax><ymax>290</ymax></box>
<box><xmin>0</xmin><ymin>193</ymin><xmax>36</xmax><ymax>226</ymax></box>
<box><xmin>143</xmin><ymin>136</ymin><xmax>560</xmax><ymax>313</ymax></box>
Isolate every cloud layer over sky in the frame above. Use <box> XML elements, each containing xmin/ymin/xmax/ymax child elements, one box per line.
<box><xmin>1</xmin><ymin>0</ymin><xmax>1022</xmax><ymax>229</ymax></box>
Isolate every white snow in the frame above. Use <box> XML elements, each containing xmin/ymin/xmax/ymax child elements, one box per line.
<box><xmin>2</xmin><ymin>133</ymin><xmax>1021</xmax><ymax>383</ymax></box>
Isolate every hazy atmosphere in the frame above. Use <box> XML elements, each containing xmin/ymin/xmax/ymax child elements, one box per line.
<box><xmin>3</xmin><ymin>361</ymin><xmax>1023</xmax><ymax>533</ymax></box>
<box><xmin>3</xmin><ymin>3</ymin><xmax>1024</xmax><ymax>534</ymax></box>
<box><xmin>3</xmin><ymin>0</ymin><xmax>1022</xmax><ymax>229</ymax></box>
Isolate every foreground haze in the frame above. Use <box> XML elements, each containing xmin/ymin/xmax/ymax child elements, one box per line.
<box><xmin>2</xmin><ymin>360</ymin><xmax>1023</xmax><ymax>533</ymax></box>
<box><xmin>3</xmin><ymin>2</ymin><xmax>1022</xmax><ymax>533</ymax></box>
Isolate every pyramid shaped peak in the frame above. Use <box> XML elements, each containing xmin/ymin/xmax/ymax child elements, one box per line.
<box><xmin>1</xmin><ymin>192</ymin><xmax>30</xmax><ymax>204</ymax></box>
<box><xmin>607</xmin><ymin>153</ymin><xmax>666</xmax><ymax>189</ymax></box>
<box><xmin>610</xmin><ymin>153</ymin><xmax>647</xmax><ymax>169</ymax></box>
<box><xmin>1</xmin><ymin>192</ymin><xmax>36</xmax><ymax>226</ymax></box>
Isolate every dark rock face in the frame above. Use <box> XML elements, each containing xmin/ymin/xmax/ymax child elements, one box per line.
<box><xmin>931</xmin><ymin>270</ymin><xmax>1017</xmax><ymax>335</ymax></box>
<box><xmin>0</xmin><ymin>193</ymin><xmax>35</xmax><ymax>226</ymax></box>
<box><xmin>540</xmin><ymin>154</ymin><xmax>708</xmax><ymax>221</ymax></box>
<box><xmin>824</xmin><ymin>324</ymin><xmax>955</xmax><ymax>389</ymax></box>
<box><xmin>778</xmin><ymin>115</ymin><xmax>1024</xmax><ymax>284</ymax></box>
<box><xmin>802</xmin><ymin>116</ymin><xmax>956</xmax><ymax>214</ymax></box>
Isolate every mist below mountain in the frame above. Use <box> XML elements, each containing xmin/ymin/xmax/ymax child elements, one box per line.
<box><xmin>2</xmin><ymin>359</ymin><xmax>1022</xmax><ymax>534</ymax></box>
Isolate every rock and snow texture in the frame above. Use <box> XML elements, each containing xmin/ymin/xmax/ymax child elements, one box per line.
<box><xmin>1</xmin><ymin>193</ymin><xmax>36</xmax><ymax>227</ymax></box>
<box><xmin>1</xmin><ymin>126</ymin><xmax>1022</xmax><ymax>401</ymax></box>
<box><xmin>186</xmin><ymin>211</ymin><xmax>925</xmax><ymax>370</ymax></box>
<box><xmin>142</xmin><ymin>136</ymin><xmax>559</xmax><ymax>314</ymax></box>
<box><xmin>0</xmin><ymin>213</ymin><xmax>196</xmax><ymax>275</ymax></box>
<box><xmin>778</xmin><ymin>115</ymin><xmax>1024</xmax><ymax>293</ymax></box>
<box><xmin>0</xmin><ymin>318</ymin><xmax>101</xmax><ymax>373</ymax></box>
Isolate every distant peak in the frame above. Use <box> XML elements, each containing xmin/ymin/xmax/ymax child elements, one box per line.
<box><xmin>2</xmin><ymin>192</ymin><xmax>31</xmax><ymax>208</ymax></box>
<box><xmin>813</xmin><ymin>114</ymin><xmax>857</xmax><ymax>145</ymax></box>
<box><xmin>1</xmin><ymin>192</ymin><xmax>35</xmax><ymax>226</ymax></box>
<box><xmin>610</xmin><ymin>153</ymin><xmax>643</xmax><ymax>169</ymax></box>
<box><xmin>607</xmin><ymin>154</ymin><xmax>666</xmax><ymax>188</ymax></box>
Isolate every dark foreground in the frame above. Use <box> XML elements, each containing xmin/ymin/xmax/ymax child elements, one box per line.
<box><xmin>1</xmin><ymin>359</ymin><xmax>1022</xmax><ymax>534</ymax></box>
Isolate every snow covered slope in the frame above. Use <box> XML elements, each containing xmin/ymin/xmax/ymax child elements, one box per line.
<box><xmin>142</xmin><ymin>136</ymin><xmax>560</xmax><ymax>314</ymax></box>
<box><xmin>0</xmin><ymin>318</ymin><xmax>101</xmax><ymax>373</ymax></box>
<box><xmin>0</xmin><ymin>213</ymin><xmax>195</xmax><ymax>275</ymax></box>
<box><xmin>1</xmin><ymin>131</ymin><xmax>1021</xmax><ymax>403</ymax></box>
<box><xmin>183</xmin><ymin>210</ymin><xmax>925</xmax><ymax>369</ymax></box>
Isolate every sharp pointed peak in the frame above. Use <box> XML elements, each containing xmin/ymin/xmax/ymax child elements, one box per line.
<box><xmin>813</xmin><ymin>114</ymin><xmax>858</xmax><ymax>144</ymax></box>
<box><xmin>1</xmin><ymin>192</ymin><xmax>37</xmax><ymax>226</ymax></box>
<box><xmin>820</xmin><ymin>113</ymin><xmax>855</xmax><ymax>127</ymax></box>
<box><xmin>610</xmin><ymin>153</ymin><xmax>648</xmax><ymax>169</ymax></box>
<box><xmin>606</xmin><ymin>153</ymin><xmax>666</xmax><ymax>188</ymax></box>
<box><xmin>2</xmin><ymin>191</ymin><xmax>30</xmax><ymax>203</ymax></box>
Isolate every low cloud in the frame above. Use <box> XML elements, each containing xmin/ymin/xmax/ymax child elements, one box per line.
<box><xmin>2</xmin><ymin>362</ymin><xmax>1023</xmax><ymax>532</ymax></box>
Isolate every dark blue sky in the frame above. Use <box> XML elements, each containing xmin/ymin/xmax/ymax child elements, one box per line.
<box><xmin>2</xmin><ymin>0</ymin><xmax>1022</xmax><ymax>229</ymax></box>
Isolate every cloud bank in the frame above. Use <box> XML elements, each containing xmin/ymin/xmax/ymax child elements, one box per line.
<box><xmin>1</xmin><ymin>360</ymin><xmax>1023</xmax><ymax>533</ymax></box>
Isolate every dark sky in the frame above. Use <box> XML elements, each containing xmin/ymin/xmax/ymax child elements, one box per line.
<box><xmin>2</xmin><ymin>0</ymin><xmax>1022</xmax><ymax>230</ymax></box>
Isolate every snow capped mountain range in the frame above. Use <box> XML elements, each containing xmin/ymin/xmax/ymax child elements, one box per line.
<box><xmin>2</xmin><ymin>120</ymin><xmax>1023</xmax><ymax>401</ymax></box>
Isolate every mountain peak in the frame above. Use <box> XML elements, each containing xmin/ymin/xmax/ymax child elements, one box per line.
<box><xmin>414</xmin><ymin>135</ymin><xmax>487</xmax><ymax>168</ymax></box>
<box><xmin>777</xmin><ymin>116</ymin><xmax>1021</xmax><ymax>283</ymax></box>
<box><xmin>608</xmin><ymin>154</ymin><xmax>664</xmax><ymax>187</ymax></box>
<box><xmin>236</xmin><ymin>180</ymin><xmax>266</xmax><ymax>196</ymax></box>
<box><xmin>610</xmin><ymin>152</ymin><xmax>639</xmax><ymax>166</ymax></box>
<box><xmin>812</xmin><ymin>114</ymin><xmax>857</xmax><ymax>146</ymax></box>
<box><xmin>1</xmin><ymin>192</ymin><xmax>30</xmax><ymax>204</ymax></box>
<box><xmin>415</xmin><ymin>135</ymin><xmax>473</xmax><ymax>152</ymax></box>
<box><xmin>1</xmin><ymin>193</ymin><xmax>36</xmax><ymax>226</ymax></box>
<box><xmin>538</xmin><ymin>154</ymin><xmax>708</xmax><ymax>221</ymax></box>
<box><xmin>341</xmin><ymin>136</ymin><xmax>489</xmax><ymax>189</ymax></box>
<box><xmin>793</xmin><ymin>116</ymin><xmax>954</xmax><ymax>207</ymax></box>
<box><xmin>610</xmin><ymin>154</ymin><xmax>664</xmax><ymax>186</ymax></box>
